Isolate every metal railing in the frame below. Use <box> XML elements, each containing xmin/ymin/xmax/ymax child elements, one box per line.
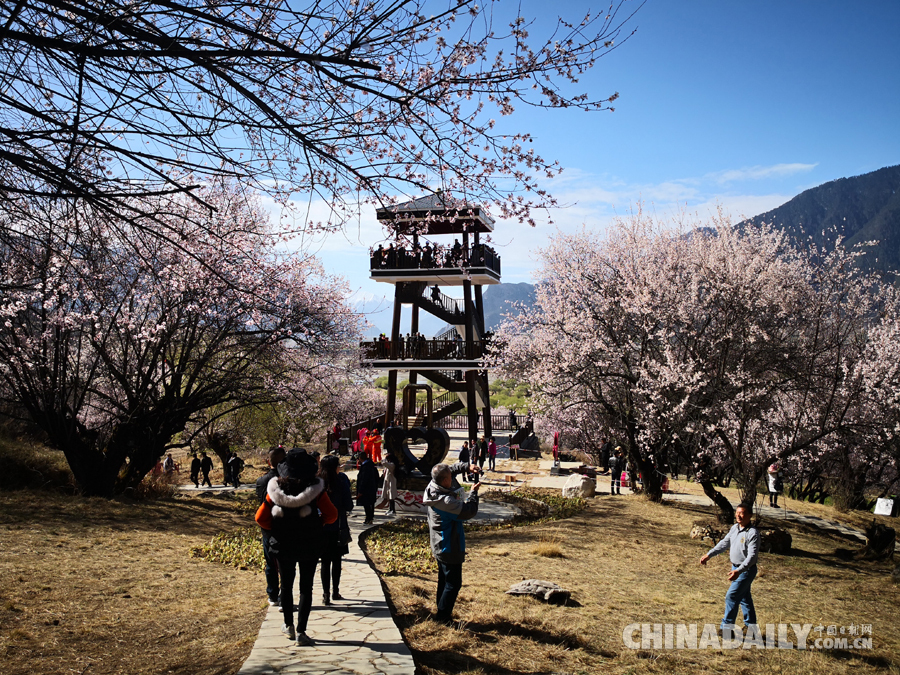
<box><xmin>370</xmin><ymin>243</ymin><xmax>501</xmax><ymax>276</ymax></box>
<box><xmin>435</xmin><ymin>413</ymin><xmax>530</xmax><ymax>432</ymax></box>
<box><xmin>360</xmin><ymin>338</ymin><xmax>488</xmax><ymax>361</ymax></box>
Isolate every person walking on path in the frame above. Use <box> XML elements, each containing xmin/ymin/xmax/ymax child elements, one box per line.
<box><xmin>318</xmin><ymin>455</ymin><xmax>354</xmax><ymax>606</ymax></box>
<box><xmin>371</xmin><ymin>429</ymin><xmax>383</xmax><ymax>464</ymax></box>
<box><xmin>267</xmin><ymin>449</ymin><xmax>337</xmax><ymax>647</ymax></box>
<box><xmin>487</xmin><ymin>437</ymin><xmax>497</xmax><ymax>472</ymax></box>
<box><xmin>356</xmin><ymin>454</ymin><xmax>379</xmax><ymax>524</ymax></box>
<box><xmin>608</xmin><ymin>449</ymin><xmax>623</xmax><ymax>495</ymax></box>
<box><xmin>189</xmin><ymin>453</ymin><xmax>201</xmax><ymax>488</ymax></box>
<box><xmin>423</xmin><ymin>462</ymin><xmax>481</xmax><ymax>624</ymax></box>
<box><xmin>256</xmin><ymin>445</ymin><xmax>286</xmax><ymax>607</ymax></box>
<box><xmin>228</xmin><ymin>451</ymin><xmax>244</xmax><ymax>488</ymax></box>
<box><xmin>378</xmin><ymin>455</ymin><xmax>398</xmax><ymax>515</ymax></box>
<box><xmin>457</xmin><ymin>441</ymin><xmax>471</xmax><ymax>482</ymax></box>
<box><xmin>199</xmin><ymin>452</ymin><xmax>213</xmax><ymax>487</ymax></box>
<box><xmin>767</xmin><ymin>462</ymin><xmax>783</xmax><ymax>508</ymax></box>
<box><xmin>699</xmin><ymin>503</ymin><xmax>759</xmax><ymax>635</ymax></box>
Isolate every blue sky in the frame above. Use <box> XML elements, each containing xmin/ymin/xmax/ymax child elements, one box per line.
<box><xmin>283</xmin><ymin>0</ymin><xmax>900</xmax><ymax>334</ymax></box>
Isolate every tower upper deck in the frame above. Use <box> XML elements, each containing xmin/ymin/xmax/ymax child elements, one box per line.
<box><xmin>375</xmin><ymin>192</ymin><xmax>494</xmax><ymax>235</ymax></box>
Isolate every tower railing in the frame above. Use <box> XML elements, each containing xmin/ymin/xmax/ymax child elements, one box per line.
<box><xmin>370</xmin><ymin>243</ymin><xmax>501</xmax><ymax>276</ymax></box>
<box><xmin>360</xmin><ymin>337</ymin><xmax>489</xmax><ymax>361</ymax></box>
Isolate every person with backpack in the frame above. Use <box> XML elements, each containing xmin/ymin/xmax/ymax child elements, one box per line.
<box><xmin>265</xmin><ymin>449</ymin><xmax>337</xmax><ymax>646</ymax></box>
<box><xmin>318</xmin><ymin>455</ymin><xmax>354</xmax><ymax>605</ymax></box>
<box><xmin>256</xmin><ymin>445</ymin><xmax>286</xmax><ymax>607</ymax></box>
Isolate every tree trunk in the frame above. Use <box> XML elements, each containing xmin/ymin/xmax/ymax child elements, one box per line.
<box><xmin>635</xmin><ymin>455</ymin><xmax>663</xmax><ymax>502</ymax></box>
<box><xmin>700</xmin><ymin>478</ymin><xmax>735</xmax><ymax>524</ymax></box>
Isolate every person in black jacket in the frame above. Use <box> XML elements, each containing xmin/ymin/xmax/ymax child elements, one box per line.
<box><xmin>609</xmin><ymin>448</ymin><xmax>624</xmax><ymax>495</ymax></box>
<box><xmin>268</xmin><ymin>449</ymin><xmax>337</xmax><ymax>646</ymax></box>
<box><xmin>318</xmin><ymin>455</ymin><xmax>354</xmax><ymax>604</ymax></box>
<box><xmin>457</xmin><ymin>442</ymin><xmax>471</xmax><ymax>482</ymax></box>
<box><xmin>199</xmin><ymin>452</ymin><xmax>213</xmax><ymax>487</ymax></box>
<box><xmin>356</xmin><ymin>455</ymin><xmax>379</xmax><ymax>524</ymax></box>
<box><xmin>256</xmin><ymin>445</ymin><xmax>286</xmax><ymax>606</ymax></box>
<box><xmin>189</xmin><ymin>453</ymin><xmax>201</xmax><ymax>488</ymax></box>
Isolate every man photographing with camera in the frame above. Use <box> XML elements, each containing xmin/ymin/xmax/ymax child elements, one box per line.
<box><xmin>423</xmin><ymin>462</ymin><xmax>483</xmax><ymax>625</ymax></box>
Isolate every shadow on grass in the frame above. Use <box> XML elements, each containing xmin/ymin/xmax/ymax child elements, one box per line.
<box><xmin>410</xmin><ymin>649</ymin><xmax>528</xmax><ymax>675</ymax></box>
<box><xmin>460</xmin><ymin>618</ymin><xmax>599</xmax><ymax>652</ymax></box>
<box><xmin>0</xmin><ymin>490</ymin><xmax>252</xmax><ymax>539</ymax></box>
<box><xmin>826</xmin><ymin>649</ymin><xmax>894</xmax><ymax>669</ymax></box>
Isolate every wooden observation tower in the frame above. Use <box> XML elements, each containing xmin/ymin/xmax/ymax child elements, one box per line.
<box><xmin>360</xmin><ymin>193</ymin><xmax>500</xmax><ymax>444</ymax></box>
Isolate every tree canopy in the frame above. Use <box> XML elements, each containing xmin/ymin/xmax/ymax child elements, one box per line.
<box><xmin>0</xmin><ymin>0</ymin><xmax>638</xmax><ymax>229</ymax></box>
<box><xmin>496</xmin><ymin>210</ymin><xmax>899</xmax><ymax>518</ymax></box>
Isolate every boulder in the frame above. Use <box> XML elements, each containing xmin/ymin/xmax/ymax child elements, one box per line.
<box><xmin>506</xmin><ymin>579</ymin><xmax>571</xmax><ymax>604</ymax></box>
<box><xmin>759</xmin><ymin>527</ymin><xmax>792</xmax><ymax>554</ymax></box>
<box><xmin>562</xmin><ymin>473</ymin><xmax>595</xmax><ymax>498</ymax></box>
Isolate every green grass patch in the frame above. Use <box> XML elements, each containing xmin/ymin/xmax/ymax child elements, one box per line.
<box><xmin>364</xmin><ymin>488</ymin><xmax>587</xmax><ymax>574</ymax></box>
<box><xmin>189</xmin><ymin>527</ymin><xmax>264</xmax><ymax>571</ymax></box>
<box><xmin>365</xmin><ymin>519</ymin><xmax>436</xmax><ymax>575</ymax></box>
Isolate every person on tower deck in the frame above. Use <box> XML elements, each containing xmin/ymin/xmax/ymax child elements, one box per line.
<box><xmin>386</xmin><ymin>243</ymin><xmax>396</xmax><ymax>268</ymax></box>
<box><xmin>372</xmin><ymin>244</ymin><xmax>384</xmax><ymax>269</ymax></box>
<box><xmin>450</xmin><ymin>239</ymin><xmax>462</xmax><ymax>266</ymax></box>
<box><xmin>422</xmin><ymin>243</ymin><xmax>433</xmax><ymax>267</ymax></box>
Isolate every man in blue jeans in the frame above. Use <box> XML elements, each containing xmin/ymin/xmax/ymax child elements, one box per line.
<box><xmin>423</xmin><ymin>462</ymin><xmax>481</xmax><ymax>624</ymax></box>
<box><xmin>699</xmin><ymin>503</ymin><xmax>759</xmax><ymax>634</ymax></box>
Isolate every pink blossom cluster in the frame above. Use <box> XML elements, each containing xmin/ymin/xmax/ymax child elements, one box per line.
<box><xmin>494</xmin><ymin>207</ymin><xmax>899</xmax><ymax>506</ymax></box>
<box><xmin>0</xmin><ymin>179</ymin><xmax>362</xmax><ymax>496</ymax></box>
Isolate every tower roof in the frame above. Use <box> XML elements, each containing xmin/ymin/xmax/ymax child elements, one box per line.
<box><xmin>376</xmin><ymin>192</ymin><xmax>494</xmax><ymax>235</ymax></box>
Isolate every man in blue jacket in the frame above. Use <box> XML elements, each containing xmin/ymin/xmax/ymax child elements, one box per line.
<box><xmin>700</xmin><ymin>503</ymin><xmax>760</xmax><ymax>634</ymax></box>
<box><xmin>423</xmin><ymin>462</ymin><xmax>481</xmax><ymax>624</ymax></box>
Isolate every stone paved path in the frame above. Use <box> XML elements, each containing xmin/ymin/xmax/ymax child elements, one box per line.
<box><xmin>237</xmin><ymin>490</ymin><xmax>517</xmax><ymax>675</ymax></box>
<box><xmin>238</xmin><ymin>511</ymin><xmax>415</xmax><ymax>675</ymax></box>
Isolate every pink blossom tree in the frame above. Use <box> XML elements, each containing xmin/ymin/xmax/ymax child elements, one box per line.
<box><xmin>495</xmin><ymin>209</ymin><xmax>883</xmax><ymax>520</ymax></box>
<box><xmin>0</xmin><ymin>0</ymin><xmax>638</xmax><ymax>231</ymax></box>
<box><xmin>0</xmin><ymin>180</ymin><xmax>361</xmax><ymax>496</ymax></box>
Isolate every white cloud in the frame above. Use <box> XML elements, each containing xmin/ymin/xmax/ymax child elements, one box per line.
<box><xmin>707</xmin><ymin>163</ymin><xmax>818</xmax><ymax>184</ymax></box>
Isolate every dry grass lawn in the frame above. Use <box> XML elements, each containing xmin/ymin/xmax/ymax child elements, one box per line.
<box><xmin>370</xmin><ymin>495</ymin><xmax>900</xmax><ymax>675</ymax></box>
<box><xmin>0</xmin><ymin>490</ymin><xmax>265</xmax><ymax>675</ymax></box>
